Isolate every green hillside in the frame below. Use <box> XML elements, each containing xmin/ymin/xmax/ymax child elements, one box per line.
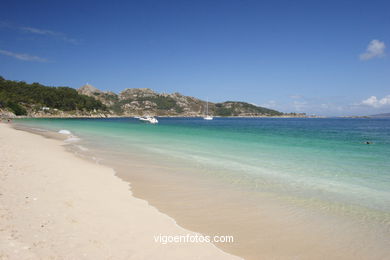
<box><xmin>0</xmin><ymin>77</ymin><xmax>106</xmax><ymax>115</ymax></box>
<box><xmin>214</xmin><ymin>101</ymin><xmax>282</xmax><ymax>116</ymax></box>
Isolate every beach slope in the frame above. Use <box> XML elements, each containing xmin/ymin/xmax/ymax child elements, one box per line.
<box><xmin>0</xmin><ymin>124</ymin><xmax>240</xmax><ymax>260</ymax></box>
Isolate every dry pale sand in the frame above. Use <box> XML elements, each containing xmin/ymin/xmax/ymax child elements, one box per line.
<box><xmin>0</xmin><ymin>123</ymin><xmax>242</xmax><ymax>260</ymax></box>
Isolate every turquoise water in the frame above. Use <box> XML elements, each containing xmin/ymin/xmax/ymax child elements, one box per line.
<box><xmin>16</xmin><ymin>117</ymin><xmax>390</xmax><ymax>216</ymax></box>
<box><xmin>15</xmin><ymin>117</ymin><xmax>390</xmax><ymax>258</ymax></box>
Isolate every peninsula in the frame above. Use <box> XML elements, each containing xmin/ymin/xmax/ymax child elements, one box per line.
<box><xmin>0</xmin><ymin>77</ymin><xmax>306</xmax><ymax>118</ymax></box>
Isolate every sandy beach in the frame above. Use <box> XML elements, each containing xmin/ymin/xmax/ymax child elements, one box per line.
<box><xmin>0</xmin><ymin>123</ymin><xmax>241</xmax><ymax>260</ymax></box>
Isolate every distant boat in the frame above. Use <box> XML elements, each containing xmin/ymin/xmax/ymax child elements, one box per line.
<box><xmin>139</xmin><ymin>116</ymin><xmax>158</xmax><ymax>124</ymax></box>
<box><xmin>203</xmin><ymin>100</ymin><xmax>213</xmax><ymax>120</ymax></box>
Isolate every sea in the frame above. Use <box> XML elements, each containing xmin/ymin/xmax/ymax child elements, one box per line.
<box><xmin>15</xmin><ymin>117</ymin><xmax>390</xmax><ymax>259</ymax></box>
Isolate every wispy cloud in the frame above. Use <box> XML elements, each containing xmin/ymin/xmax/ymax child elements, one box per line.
<box><xmin>0</xmin><ymin>49</ymin><xmax>48</xmax><ymax>62</ymax></box>
<box><xmin>359</xmin><ymin>40</ymin><xmax>386</xmax><ymax>60</ymax></box>
<box><xmin>21</xmin><ymin>26</ymin><xmax>58</xmax><ymax>36</ymax></box>
<box><xmin>20</xmin><ymin>26</ymin><xmax>79</xmax><ymax>44</ymax></box>
<box><xmin>292</xmin><ymin>100</ymin><xmax>307</xmax><ymax>111</ymax></box>
<box><xmin>0</xmin><ymin>22</ymin><xmax>78</xmax><ymax>44</ymax></box>
<box><xmin>289</xmin><ymin>95</ymin><xmax>303</xmax><ymax>99</ymax></box>
<box><xmin>361</xmin><ymin>95</ymin><xmax>390</xmax><ymax>108</ymax></box>
<box><xmin>260</xmin><ymin>100</ymin><xmax>277</xmax><ymax>109</ymax></box>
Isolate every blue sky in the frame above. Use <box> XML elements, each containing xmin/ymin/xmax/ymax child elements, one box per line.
<box><xmin>0</xmin><ymin>0</ymin><xmax>389</xmax><ymax>116</ymax></box>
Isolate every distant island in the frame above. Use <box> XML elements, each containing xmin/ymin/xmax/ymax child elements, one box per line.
<box><xmin>0</xmin><ymin>76</ymin><xmax>307</xmax><ymax>118</ymax></box>
<box><xmin>369</xmin><ymin>113</ymin><xmax>390</xmax><ymax>118</ymax></box>
<box><xmin>340</xmin><ymin>113</ymin><xmax>390</xmax><ymax>119</ymax></box>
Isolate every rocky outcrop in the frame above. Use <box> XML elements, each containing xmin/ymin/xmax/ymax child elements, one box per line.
<box><xmin>77</xmin><ymin>85</ymin><xmax>283</xmax><ymax>117</ymax></box>
<box><xmin>78</xmin><ymin>84</ymin><xmax>102</xmax><ymax>96</ymax></box>
<box><xmin>119</xmin><ymin>88</ymin><xmax>158</xmax><ymax>100</ymax></box>
<box><xmin>77</xmin><ymin>84</ymin><xmax>118</xmax><ymax>106</ymax></box>
<box><xmin>0</xmin><ymin>109</ymin><xmax>16</xmax><ymax>118</ymax></box>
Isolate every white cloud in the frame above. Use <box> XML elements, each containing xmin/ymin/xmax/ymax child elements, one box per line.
<box><xmin>0</xmin><ymin>49</ymin><xmax>48</xmax><ymax>62</ymax></box>
<box><xmin>261</xmin><ymin>100</ymin><xmax>277</xmax><ymax>108</ymax></box>
<box><xmin>0</xmin><ymin>23</ymin><xmax>78</xmax><ymax>44</ymax></box>
<box><xmin>21</xmin><ymin>27</ymin><xmax>57</xmax><ymax>36</ymax></box>
<box><xmin>289</xmin><ymin>95</ymin><xmax>302</xmax><ymax>99</ymax></box>
<box><xmin>21</xmin><ymin>26</ymin><xmax>79</xmax><ymax>44</ymax></box>
<box><xmin>293</xmin><ymin>100</ymin><xmax>307</xmax><ymax>111</ymax></box>
<box><xmin>359</xmin><ymin>39</ymin><xmax>386</xmax><ymax>60</ymax></box>
<box><xmin>361</xmin><ymin>95</ymin><xmax>390</xmax><ymax>108</ymax></box>
<box><xmin>320</xmin><ymin>103</ymin><xmax>330</xmax><ymax>109</ymax></box>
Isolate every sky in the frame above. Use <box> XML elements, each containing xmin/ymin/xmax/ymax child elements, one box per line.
<box><xmin>0</xmin><ymin>0</ymin><xmax>389</xmax><ymax>116</ymax></box>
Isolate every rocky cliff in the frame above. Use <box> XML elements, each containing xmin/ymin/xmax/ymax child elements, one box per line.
<box><xmin>77</xmin><ymin>84</ymin><xmax>283</xmax><ymax>117</ymax></box>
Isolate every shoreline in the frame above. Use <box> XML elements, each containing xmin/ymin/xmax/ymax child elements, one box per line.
<box><xmin>2</xmin><ymin>114</ymin><xmax>320</xmax><ymax>119</ymax></box>
<box><xmin>4</xmin><ymin>119</ymin><xmax>390</xmax><ymax>259</ymax></box>
<box><xmin>7</xmin><ymin>115</ymin><xmax>381</xmax><ymax>119</ymax></box>
<box><xmin>0</xmin><ymin>123</ymin><xmax>241</xmax><ymax>260</ymax></box>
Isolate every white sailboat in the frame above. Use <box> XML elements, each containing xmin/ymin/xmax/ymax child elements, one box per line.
<box><xmin>203</xmin><ymin>100</ymin><xmax>213</xmax><ymax>120</ymax></box>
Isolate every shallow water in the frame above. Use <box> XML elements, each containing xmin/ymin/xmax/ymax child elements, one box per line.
<box><xmin>16</xmin><ymin>117</ymin><xmax>390</xmax><ymax>259</ymax></box>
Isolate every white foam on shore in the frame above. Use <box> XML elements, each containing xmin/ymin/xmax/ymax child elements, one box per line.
<box><xmin>31</xmin><ymin>127</ymin><xmax>48</xmax><ymax>132</ymax></box>
<box><xmin>58</xmin><ymin>129</ymin><xmax>82</xmax><ymax>143</ymax></box>
<box><xmin>76</xmin><ymin>145</ymin><xmax>89</xmax><ymax>151</ymax></box>
<box><xmin>64</xmin><ymin>136</ymin><xmax>81</xmax><ymax>143</ymax></box>
<box><xmin>58</xmin><ymin>129</ymin><xmax>72</xmax><ymax>135</ymax></box>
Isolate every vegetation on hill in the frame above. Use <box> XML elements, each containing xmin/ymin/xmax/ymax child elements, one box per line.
<box><xmin>133</xmin><ymin>96</ymin><xmax>183</xmax><ymax>112</ymax></box>
<box><xmin>82</xmin><ymin>86</ymin><xmax>284</xmax><ymax>116</ymax></box>
<box><xmin>0</xmin><ymin>76</ymin><xmax>286</xmax><ymax>117</ymax></box>
<box><xmin>0</xmin><ymin>76</ymin><xmax>106</xmax><ymax>115</ymax></box>
<box><xmin>214</xmin><ymin>102</ymin><xmax>282</xmax><ymax>116</ymax></box>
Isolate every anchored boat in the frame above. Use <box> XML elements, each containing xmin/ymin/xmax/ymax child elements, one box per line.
<box><xmin>139</xmin><ymin>116</ymin><xmax>158</xmax><ymax>124</ymax></box>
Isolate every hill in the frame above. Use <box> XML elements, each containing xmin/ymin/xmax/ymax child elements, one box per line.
<box><xmin>0</xmin><ymin>77</ymin><xmax>106</xmax><ymax>117</ymax></box>
<box><xmin>77</xmin><ymin>84</ymin><xmax>283</xmax><ymax>117</ymax></box>
<box><xmin>0</xmin><ymin>76</ymin><xmax>286</xmax><ymax>117</ymax></box>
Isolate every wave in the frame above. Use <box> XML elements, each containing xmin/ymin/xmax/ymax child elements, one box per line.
<box><xmin>76</xmin><ymin>145</ymin><xmax>89</xmax><ymax>151</ymax></box>
<box><xmin>31</xmin><ymin>127</ymin><xmax>48</xmax><ymax>132</ymax></box>
<box><xmin>64</xmin><ymin>136</ymin><xmax>81</xmax><ymax>143</ymax></box>
<box><xmin>58</xmin><ymin>129</ymin><xmax>72</xmax><ymax>135</ymax></box>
